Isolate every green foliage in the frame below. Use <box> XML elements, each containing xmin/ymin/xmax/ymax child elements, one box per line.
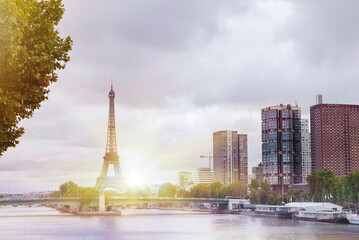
<box><xmin>176</xmin><ymin>189</ymin><xmax>191</xmax><ymax>198</ymax></box>
<box><xmin>300</xmin><ymin>191</ymin><xmax>311</xmax><ymax>202</ymax></box>
<box><xmin>158</xmin><ymin>183</ymin><xmax>177</xmax><ymax>197</ymax></box>
<box><xmin>307</xmin><ymin>169</ymin><xmax>337</xmax><ymax>202</ymax></box>
<box><xmin>0</xmin><ymin>0</ymin><xmax>72</xmax><ymax>156</ymax></box>
<box><xmin>286</xmin><ymin>188</ymin><xmax>300</xmax><ymax>202</ymax></box>
<box><xmin>188</xmin><ymin>181</ymin><xmax>246</xmax><ymax>199</ymax></box>
<box><xmin>59</xmin><ymin>181</ymin><xmax>77</xmax><ymax>196</ymax></box>
<box><xmin>219</xmin><ymin>185</ymin><xmax>232</xmax><ymax>198</ymax></box>
<box><xmin>50</xmin><ymin>190</ymin><xmax>61</xmax><ymax>197</ymax></box>
<box><xmin>191</xmin><ymin>183</ymin><xmax>210</xmax><ymax>198</ymax></box>
<box><xmin>306</xmin><ymin>169</ymin><xmax>359</xmax><ymax>204</ymax></box>
<box><xmin>267</xmin><ymin>194</ymin><xmax>276</xmax><ymax>205</ymax></box>
<box><xmin>54</xmin><ymin>181</ymin><xmax>99</xmax><ymax>206</ymax></box>
<box><xmin>259</xmin><ymin>180</ymin><xmax>271</xmax><ymax>204</ymax></box>
<box><xmin>249</xmin><ymin>180</ymin><xmax>275</xmax><ymax>204</ymax></box>
<box><xmin>276</xmin><ymin>195</ymin><xmax>283</xmax><ymax>205</ymax></box>
<box><xmin>332</xmin><ymin>171</ymin><xmax>359</xmax><ymax>204</ymax></box>
<box><xmin>232</xmin><ymin>180</ymin><xmax>247</xmax><ymax>198</ymax></box>
<box><xmin>249</xmin><ymin>179</ymin><xmax>259</xmax><ymax>191</ymax></box>
<box><xmin>80</xmin><ymin>187</ymin><xmax>99</xmax><ymax>206</ymax></box>
<box><xmin>209</xmin><ymin>182</ymin><xmax>222</xmax><ymax>198</ymax></box>
<box><xmin>250</xmin><ymin>189</ymin><xmax>260</xmax><ymax>204</ymax></box>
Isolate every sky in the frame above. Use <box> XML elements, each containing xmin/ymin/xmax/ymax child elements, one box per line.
<box><xmin>2</xmin><ymin>0</ymin><xmax>359</xmax><ymax>193</ymax></box>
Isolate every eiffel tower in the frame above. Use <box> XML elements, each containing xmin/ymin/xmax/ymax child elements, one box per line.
<box><xmin>96</xmin><ymin>84</ymin><xmax>126</xmax><ymax>193</ymax></box>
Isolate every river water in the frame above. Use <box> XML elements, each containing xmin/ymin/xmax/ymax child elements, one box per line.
<box><xmin>1</xmin><ymin>206</ymin><xmax>358</xmax><ymax>240</ymax></box>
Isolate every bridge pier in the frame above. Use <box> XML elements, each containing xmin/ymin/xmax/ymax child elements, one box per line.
<box><xmin>99</xmin><ymin>192</ymin><xmax>106</xmax><ymax>212</ymax></box>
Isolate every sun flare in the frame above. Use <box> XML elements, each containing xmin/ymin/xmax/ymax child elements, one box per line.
<box><xmin>126</xmin><ymin>171</ymin><xmax>144</xmax><ymax>187</ymax></box>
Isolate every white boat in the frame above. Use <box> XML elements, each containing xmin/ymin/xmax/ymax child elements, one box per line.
<box><xmin>292</xmin><ymin>207</ymin><xmax>348</xmax><ymax>223</ymax></box>
<box><xmin>346</xmin><ymin>211</ymin><xmax>359</xmax><ymax>225</ymax></box>
<box><xmin>254</xmin><ymin>205</ymin><xmax>295</xmax><ymax>219</ymax></box>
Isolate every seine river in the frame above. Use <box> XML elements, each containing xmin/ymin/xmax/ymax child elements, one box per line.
<box><xmin>1</xmin><ymin>206</ymin><xmax>358</xmax><ymax>240</ymax></box>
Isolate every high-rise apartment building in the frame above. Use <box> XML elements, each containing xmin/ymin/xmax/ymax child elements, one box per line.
<box><xmin>238</xmin><ymin>134</ymin><xmax>248</xmax><ymax>184</ymax></box>
<box><xmin>213</xmin><ymin>130</ymin><xmax>248</xmax><ymax>185</ymax></box>
<box><xmin>252</xmin><ymin>162</ymin><xmax>264</xmax><ymax>184</ymax></box>
<box><xmin>310</xmin><ymin>96</ymin><xmax>359</xmax><ymax>177</ymax></box>
<box><xmin>178</xmin><ymin>171</ymin><xmax>193</xmax><ymax>190</ymax></box>
<box><xmin>301</xmin><ymin>119</ymin><xmax>311</xmax><ymax>184</ymax></box>
<box><xmin>262</xmin><ymin>104</ymin><xmax>302</xmax><ymax>194</ymax></box>
<box><xmin>193</xmin><ymin>168</ymin><xmax>213</xmax><ymax>185</ymax></box>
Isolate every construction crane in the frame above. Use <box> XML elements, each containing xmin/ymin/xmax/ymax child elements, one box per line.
<box><xmin>200</xmin><ymin>152</ymin><xmax>213</xmax><ymax>169</ymax></box>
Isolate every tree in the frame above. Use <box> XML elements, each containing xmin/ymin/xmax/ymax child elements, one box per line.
<box><xmin>287</xmin><ymin>188</ymin><xmax>300</xmax><ymax>202</ymax></box>
<box><xmin>250</xmin><ymin>189</ymin><xmax>260</xmax><ymax>204</ymax></box>
<box><xmin>0</xmin><ymin>0</ymin><xmax>72</xmax><ymax>156</ymax></box>
<box><xmin>259</xmin><ymin>180</ymin><xmax>271</xmax><ymax>204</ymax></box>
<box><xmin>176</xmin><ymin>189</ymin><xmax>191</xmax><ymax>198</ymax></box>
<box><xmin>249</xmin><ymin>179</ymin><xmax>259</xmax><ymax>204</ymax></box>
<box><xmin>276</xmin><ymin>195</ymin><xmax>283</xmax><ymax>205</ymax></box>
<box><xmin>218</xmin><ymin>185</ymin><xmax>232</xmax><ymax>198</ymax></box>
<box><xmin>209</xmin><ymin>182</ymin><xmax>222</xmax><ymax>198</ymax></box>
<box><xmin>231</xmin><ymin>181</ymin><xmax>247</xmax><ymax>198</ymax></box>
<box><xmin>50</xmin><ymin>190</ymin><xmax>61</xmax><ymax>197</ymax></box>
<box><xmin>249</xmin><ymin>179</ymin><xmax>259</xmax><ymax>191</ymax></box>
<box><xmin>158</xmin><ymin>183</ymin><xmax>176</xmax><ymax>197</ymax></box>
<box><xmin>307</xmin><ymin>169</ymin><xmax>337</xmax><ymax>202</ymax></box>
<box><xmin>191</xmin><ymin>183</ymin><xmax>210</xmax><ymax>198</ymax></box>
<box><xmin>301</xmin><ymin>191</ymin><xmax>311</xmax><ymax>202</ymax></box>
<box><xmin>267</xmin><ymin>194</ymin><xmax>276</xmax><ymax>205</ymax></box>
<box><xmin>59</xmin><ymin>181</ymin><xmax>77</xmax><ymax>196</ymax></box>
<box><xmin>80</xmin><ymin>187</ymin><xmax>99</xmax><ymax>206</ymax></box>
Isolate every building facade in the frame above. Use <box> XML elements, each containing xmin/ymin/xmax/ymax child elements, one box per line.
<box><xmin>262</xmin><ymin>104</ymin><xmax>302</xmax><ymax>194</ymax></box>
<box><xmin>301</xmin><ymin>119</ymin><xmax>311</xmax><ymax>184</ymax></box>
<box><xmin>252</xmin><ymin>162</ymin><xmax>264</xmax><ymax>184</ymax></box>
<box><xmin>310</xmin><ymin>101</ymin><xmax>359</xmax><ymax>177</ymax></box>
<box><xmin>238</xmin><ymin>134</ymin><xmax>248</xmax><ymax>184</ymax></box>
<box><xmin>193</xmin><ymin>168</ymin><xmax>213</xmax><ymax>185</ymax></box>
<box><xmin>247</xmin><ymin>175</ymin><xmax>252</xmax><ymax>185</ymax></box>
<box><xmin>178</xmin><ymin>171</ymin><xmax>193</xmax><ymax>190</ymax></box>
<box><xmin>213</xmin><ymin>130</ymin><xmax>248</xmax><ymax>185</ymax></box>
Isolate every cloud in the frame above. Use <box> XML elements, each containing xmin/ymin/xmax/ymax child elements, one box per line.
<box><xmin>2</xmin><ymin>0</ymin><xmax>359</xmax><ymax>192</ymax></box>
<box><xmin>281</xmin><ymin>0</ymin><xmax>359</xmax><ymax>66</ymax></box>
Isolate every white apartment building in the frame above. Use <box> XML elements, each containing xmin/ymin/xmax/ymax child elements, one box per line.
<box><xmin>301</xmin><ymin>119</ymin><xmax>311</xmax><ymax>184</ymax></box>
<box><xmin>178</xmin><ymin>171</ymin><xmax>193</xmax><ymax>191</ymax></box>
<box><xmin>193</xmin><ymin>168</ymin><xmax>213</xmax><ymax>185</ymax></box>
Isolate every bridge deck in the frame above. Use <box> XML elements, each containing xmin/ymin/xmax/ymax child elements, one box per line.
<box><xmin>0</xmin><ymin>197</ymin><xmax>228</xmax><ymax>207</ymax></box>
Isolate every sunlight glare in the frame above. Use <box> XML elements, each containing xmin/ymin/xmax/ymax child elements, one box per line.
<box><xmin>126</xmin><ymin>171</ymin><xmax>144</xmax><ymax>187</ymax></box>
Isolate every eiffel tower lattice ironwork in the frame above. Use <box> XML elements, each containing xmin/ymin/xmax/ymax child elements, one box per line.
<box><xmin>96</xmin><ymin>84</ymin><xmax>126</xmax><ymax>192</ymax></box>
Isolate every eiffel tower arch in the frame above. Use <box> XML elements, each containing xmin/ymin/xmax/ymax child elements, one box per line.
<box><xmin>96</xmin><ymin>84</ymin><xmax>127</xmax><ymax>198</ymax></box>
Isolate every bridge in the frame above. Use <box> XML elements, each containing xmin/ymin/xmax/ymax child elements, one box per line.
<box><xmin>0</xmin><ymin>197</ymin><xmax>229</xmax><ymax>208</ymax></box>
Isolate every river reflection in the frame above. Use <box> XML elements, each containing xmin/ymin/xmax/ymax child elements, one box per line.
<box><xmin>0</xmin><ymin>206</ymin><xmax>358</xmax><ymax>240</ymax></box>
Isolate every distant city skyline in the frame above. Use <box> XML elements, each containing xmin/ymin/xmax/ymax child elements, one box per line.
<box><xmin>2</xmin><ymin>0</ymin><xmax>359</xmax><ymax>193</ymax></box>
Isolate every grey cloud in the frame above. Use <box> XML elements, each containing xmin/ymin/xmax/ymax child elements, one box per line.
<box><xmin>4</xmin><ymin>0</ymin><xmax>359</xmax><ymax>192</ymax></box>
<box><xmin>54</xmin><ymin>0</ymin><xmax>251</xmax><ymax>108</ymax></box>
<box><xmin>55</xmin><ymin>0</ymin><xmax>359</xmax><ymax>111</ymax></box>
<box><xmin>281</xmin><ymin>0</ymin><xmax>359</xmax><ymax>66</ymax></box>
<box><xmin>62</xmin><ymin>0</ymin><xmax>249</xmax><ymax>50</ymax></box>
